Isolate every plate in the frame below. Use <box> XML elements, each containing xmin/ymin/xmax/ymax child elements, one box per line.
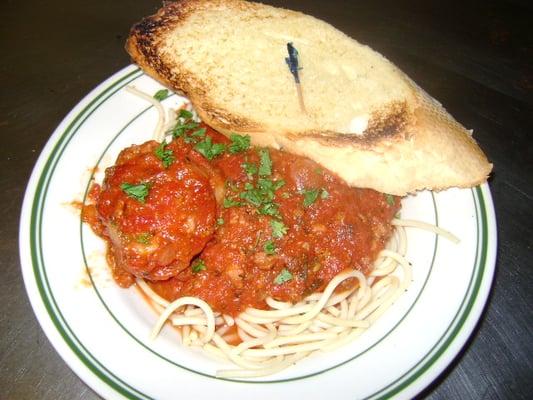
<box><xmin>20</xmin><ymin>65</ymin><xmax>497</xmax><ymax>400</ymax></box>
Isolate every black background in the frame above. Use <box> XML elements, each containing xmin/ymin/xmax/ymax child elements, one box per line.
<box><xmin>1</xmin><ymin>0</ymin><xmax>531</xmax><ymax>399</ymax></box>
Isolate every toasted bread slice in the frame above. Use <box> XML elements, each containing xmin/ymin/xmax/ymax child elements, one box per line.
<box><xmin>126</xmin><ymin>0</ymin><xmax>492</xmax><ymax>195</ymax></box>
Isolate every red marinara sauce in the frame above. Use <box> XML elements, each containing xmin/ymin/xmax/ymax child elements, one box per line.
<box><xmin>84</xmin><ymin>123</ymin><xmax>400</xmax><ymax>317</ymax></box>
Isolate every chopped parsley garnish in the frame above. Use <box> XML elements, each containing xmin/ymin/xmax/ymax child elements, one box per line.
<box><xmin>228</xmin><ymin>134</ymin><xmax>251</xmax><ymax>154</ymax></box>
<box><xmin>191</xmin><ymin>259</ymin><xmax>207</xmax><ymax>273</ymax></box>
<box><xmin>223</xmin><ymin>198</ymin><xmax>241</xmax><ymax>208</ymax></box>
<box><xmin>172</xmin><ymin>122</ymin><xmax>199</xmax><ymax>139</ymax></box>
<box><xmin>216</xmin><ymin>218</ymin><xmax>224</xmax><ymax>226</ymax></box>
<box><xmin>264</xmin><ymin>240</ymin><xmax>276</xmax><ymax>255</ymax></box>
<box><xmin>259</xmin><ymin>178</ymin><xmax>285</xmax><ymax>192</ymax></box>
<box><xmin>271</xmin><ymin>220</ymin><xmax>288</xmax><ymax>239</ymax></box>
<box><xmin>178</xmin><ymin>109</ymin><xmax>193</xmax><ymax>119</ymax></box>
<box><xmin>240</xmin><ymin>187</ymin><xmax>262</xmax><ymax>207</ymax></box>
<box><xmin>170</xmin><ymin>109</ymin><xmax>200</xmax><ymax>139</ymax></box>
<box><xmin>120</xmin><ymin>182</ymin><xmax>151</xmax><ymax>203</ymax></box>
<box><xmin>258</xmin><ymin>148</ymin><xmax>272</xmax><ymax>177</ymax></box>
<box><xmin>191</xmin><ymin>128</ymin><xmax>206</xmax><ymax>137</ymax></box>
<box><xmin>302</xmin><ymin>188</ymin><xmax>320</xmax><ymax>207</ymax></box>
<box><xmin>183</xmin><ymin>128</ymin><xmax>207</xmax><ymax>143</ymax></box>
<box><xmin>135</xmin><ymin>233</ymin><xmax>152</xmax><ymax>244</ymax></box>
<box><xmin>239</xmin><ymin>177</ymin><xmax>285</xmax><ymax>218</ymax></box>
<box><xmin>259</xmin><ymin>202</ymin><xmax>280</xmax><ymax>217</ymax></box>
<box><xmin>194</xmin><ymin>136</ymin><xmax>226</xmax><ymax>160</ymax></box>
<box><xmin>385</xmin><ymin>194</ymin><xmax>395</xmax><ymax>206</ymax></box>
<box><xmin>235</xmin><ymin>148</ymin><xmax>289</xmax><ymax>235</ymax></box>
<box><xmin>242</xmin><ymin>162</ymin><xmax>258</xmax><ymax>176</ymax></box>
<box><xmin>154</xmin><ymin>142</ymin><xmax>175</xmax><ymax>168</ymax></box>
<box><xmin>153</xmin><ymin>89</ymin><xmax>169</xmax><ymax>101</ymax></box>
<box><xmin>274</xmin><ymin>268</ymin><xmax>293</xmax><ymax>284</ymax></box>
<box><xmin>301</xmin><ymin>188</ymin><xmax>328</xmax><ymax>207</ymax></box>
<box><xmin>183</xmin><ymin>128</ymin><xmax>207</xmax><ymax>144</ymax></box>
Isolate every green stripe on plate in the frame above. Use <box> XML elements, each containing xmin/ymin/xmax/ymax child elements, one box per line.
<box><xmin>30</xmin><ymin>67</ymin><xmax>150</xmax><ymax>400</ymax></box>
<box><xmin>368</xmin><ymin>187</ymin><xmax>488</xmax><ymax>399</ymax></box>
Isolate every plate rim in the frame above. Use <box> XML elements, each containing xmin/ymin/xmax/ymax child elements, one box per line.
<box><xmin>19</xmin><ymin>64</ymin><xmax>498</xmax><ymax>400</ymax></box>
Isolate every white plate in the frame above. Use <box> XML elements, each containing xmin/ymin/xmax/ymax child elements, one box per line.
<box><xmin>20</xmin><ymin>65</ymin><xmax>497</xmax><ymax>400</ymax></box>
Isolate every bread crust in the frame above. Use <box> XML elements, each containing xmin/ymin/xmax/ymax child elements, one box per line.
<box><xmin>126</xmin><ymin>0</ymin><xmax>492</xmax><ymax>195</ymax></box>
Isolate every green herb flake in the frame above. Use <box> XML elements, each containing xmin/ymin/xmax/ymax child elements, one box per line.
<box><xmin>302</xmin><ymin>188</ymin><xmax>320</xmax><ymax>207</ymax></box>
<box><xmin>135</xmin><ymin>233</ymin><xmax>152</xmax><ymax>244</ymax></box>
<box><xmin>223</xmin><ymin>198</ymin><xmax>241</xmax><ymax>208</ymax></box>
<box><xmin>154</xmin><ymin>142</ymin><xmax>175</xmax><ymax>168</ymax></box>
<box><xmin>120</xmin><ymin>182</ymin><xmax>151</xmax><ymax>203</ymax></box>
<box><xmin>240</xmin><ymin>188</ymin><xmax>262</xmax><ymax>207</ymax></box>
<box><xmin>274</xmin><ymin>180</ymin><xmax>286</xmax><ymax>190</ymax></box>
<box><xmin>259</xmin><ymin>202</ymin><xmax>280</xmax><ymax>217</ymax></box>
<box><xmin>191</xmin><ymin>128</ymin><xmax>207</xmax><ymax>138</ymax></box>
<box><xmin>216</xmin><ymin>218</ymin><xmax>224</xmax><ymax>226</ymax></box>
<box><xmin>191</xmin><ymin>259</ymin><xmax>207</xmax><ymax>273</ymax></box>
<box><xmin>385</xmin><ymin>194</ymin><xmax>395</xmax><ymax>206</ymax></box>
<box><xmin>257</xmin><ymin>179</ymin><xmax>277</xmax><ymax>201</ymax></box>
<box><xmin>172</xmin><ymin>122</ymin><xmax>199</xmax><ymax>139</ymax></box>
<box><xmin>194</xmin><ymin>136</ymin><xmax>226</xmax><ymax>160</ymax></box>
<box><xmin>258</xmin><ymin>178</ymin><xmax>285</xmax><ymax>192</ymax></box>
<box><xmin>271</xmin><ymin>220</ymin><xmax>288</xmax><ymax>239</ymax></box>
<box><xmin>228</xmin><ymin>134</ymin><xmax>251</xmax><ymax>154</ymax></box>
<box><xmin>274</xmin><ymin>268</ymin><xmax>293</xmax><ymax>285</ymax></box>
<box><xmin>281</xmin><ymin>192</ymin><xmax>290</xmax><ymax>199</ymax></box>
<box><xmin>153</xmin><ymin>89</ymin><xmax>169</xmax><ymax>101</ymax></box>
<box><xmin>211</xmin><ymin>143</ymin><xmax>226</xmax><ymax>157</ymax></box>
<box><xmin>178</xmin><ymin>109</ymin><xmax>193</xmax><ymax>119</ymax></box>
<box><xmin>320</xmin><ymin>188</ymin><xmax>329</xmax><ymax>199</ymax></box>
<box><xmin>169</xmin><ymin>109</ymin><xmax>198</xmax><ymax>138</ymax></box>
<box><xmin>238</xmin><ymin>177</ymin><xmax>285</xmax><ymax>219</ymax></box>
<box><xmin>242</xmin><ymin>162</ymin><xmax>258</xmax><ymax>176</ymax></box>
<box><xmin>264</xmin><ymin>240</ymin><xmax>276</xmax><ymax>255</ymax></box>
<box><xmin>258</xmin><ymin>148</ymin><xmax>272</xmax><ymax>177</ymax></box>
<box><xmin>183</xmin><ymin>128</ymin><xmax>206</xmax><ymax>144</ymax></box>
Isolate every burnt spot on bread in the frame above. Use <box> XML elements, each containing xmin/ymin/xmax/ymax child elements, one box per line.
<box><xmin>126</xmin><ymin>1</ymin><xmax>192</xmax><ymax>95</ymax></box>
<box><xmin>365</xmin><ymin>101</ymin><xmax>410</xmax><ymax>140</ymax></box>
<box><xmin>133</xmin><ymin>18</ymin><xmax>163</xmax><ymax>38</ymax></box>
<box><xmin>303</xmin><ymin>101</ymin><xmax>410</xmax><ymax>147</ymax></box>
<box><xmin>130</xmin><ymin>1</ymin><xmax>184</xmax><ymax>39</ymax></box>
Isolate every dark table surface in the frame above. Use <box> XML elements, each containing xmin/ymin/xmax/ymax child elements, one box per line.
<box><xmin>1</xmin><ymin>0</ymin><xmax>532</xmax><ymax>399</ymax></box>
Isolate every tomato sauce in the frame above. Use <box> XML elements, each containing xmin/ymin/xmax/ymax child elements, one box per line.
<box><xmin>85</xmin><ymin>123</ymin><xmax>400</xmax><ymax>316</ymax></box>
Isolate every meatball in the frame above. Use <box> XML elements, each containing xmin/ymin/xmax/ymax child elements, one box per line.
<box><xmin>96</xmin><ymin>141</ymin><xmax>217</xmax><ymax>282</ymax></box>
